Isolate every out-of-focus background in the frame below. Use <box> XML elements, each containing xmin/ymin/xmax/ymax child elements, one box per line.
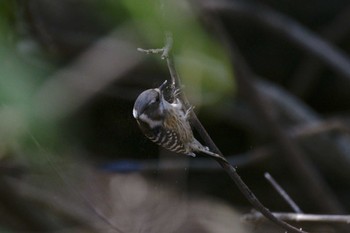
<box><xmin>1</xmin><ymin>0</ymin><xmax>350</xmax><ymax>232</ymax></box>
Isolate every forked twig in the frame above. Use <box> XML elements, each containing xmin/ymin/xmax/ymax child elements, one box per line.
<box><xmin>139</xmin><ymin>34</ymin><xmax>307</xmax><ymax>233</ymax></box>
<box><xmin>138</xmin><ymin>32</ymin><xmax>177</xmax><ymax>89</ymax></box>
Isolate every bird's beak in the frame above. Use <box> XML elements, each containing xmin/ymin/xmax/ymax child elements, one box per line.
<box><xmin>158</xmin><ymin>80</ymin><xmax>168</xmax><ymax>103</ymax></box>
<box><xmin>158</xmin><ymin>80</ymin><xmax>168</xmax><ymax>93</ymax></box>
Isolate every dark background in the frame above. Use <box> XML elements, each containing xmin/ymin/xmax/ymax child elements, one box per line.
<box><xmin>1</xmin><ymin>0</ymin><xmax>350</xmax><ymax>232</ymax></box>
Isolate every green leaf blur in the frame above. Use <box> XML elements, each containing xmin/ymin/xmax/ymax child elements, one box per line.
<box><xmin>120</xmin><ymin>0</ymin><xmax>235</xmax><ymax>106</ymax></box>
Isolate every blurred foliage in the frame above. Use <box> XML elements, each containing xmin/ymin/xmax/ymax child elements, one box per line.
<box><xmin>0</xmin><ymin>2</ymin><xmax>63</xmax><ymax>166</ymax></box>
<box><xmin>0</xmin><ymin>2</ymin><xmax>238</xmax><ymax>231</ymax></box>
<box><xmin>0</xmin><ymin>0</ymin><xmax>234</xmax><ymax>163</ymax></box>
<box><xmin>120</xmin><ymin>0</ymin><xmax>235</xmax><ymax>105</ymax></box>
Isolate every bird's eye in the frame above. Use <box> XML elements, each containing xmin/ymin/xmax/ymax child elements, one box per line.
<box><xmin>148</xmin><ymin>95</ymin><xmax>160</xmax><ymax>107</ymax></box>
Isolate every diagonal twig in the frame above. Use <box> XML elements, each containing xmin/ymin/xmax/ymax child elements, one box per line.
<box><xmin>265</xmin><ymin>172</ymin><xmax>303</xmax><ymax>214</ymax></box>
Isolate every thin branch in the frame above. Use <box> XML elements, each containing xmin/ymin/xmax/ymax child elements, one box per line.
<box><xmin>211</xmin><ymin>157</ymin><xmax>307</xmax><ymax>233</ymax></box>
<box><xmin>137</xmin><ymin>47</ymin><xmax>164</xmax><ymax>54</ymax></box>
<box><xmin>265</xmin><ymin>172</ymin><xmax>303</xmax><ymax>214</ymax></box>
<box><xmin>161</xmin><ymin>32</ymin><xmax>173</xmax><ymax>59</ymax></box>
<box><xmin>289</xmin><ymin>119</ymin><xmax>350</xmax><ymax>139</ymax></box>
<box><xmin>138</xmin><ymin>32</ymin><xmax>178</xmax><ymax>94</ymax></box>
<box><xmin>139</xmin><ymin>34</ymin><xmax>307</xmax><ymax>233</ymax></box>
<box><xmin>243</xmin><ymin>212</ymin><xmax>350</xmax><ymax>224</ymax></box>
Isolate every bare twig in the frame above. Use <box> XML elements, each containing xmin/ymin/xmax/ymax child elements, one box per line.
<box><xmin>289</xmin><ymin>119</ymin><xmax>350</xmax><ymax>139</ymax></box>
<box><xmin>211</xmin><ymin>158</ymin><xmax>307</xmax><ymax>233</ymax></box>
<box><xmin>140</xmin><ymin>34</ymin><xmax>307</xmax><ymax>233</ymax></box>
<box><xmin>243</xmin><ymin>212</ymin><xmax>350</xmax><ymax>224</ymax></box>
<box><xmin>265</xmin><ymin>172</ymin><xmax>303</xmax><ymax>214</ymax></box>
<box><xmin>138</xmin><ymin>33</ymin><xmax>178</xmax><ymax>93</ymax></box>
